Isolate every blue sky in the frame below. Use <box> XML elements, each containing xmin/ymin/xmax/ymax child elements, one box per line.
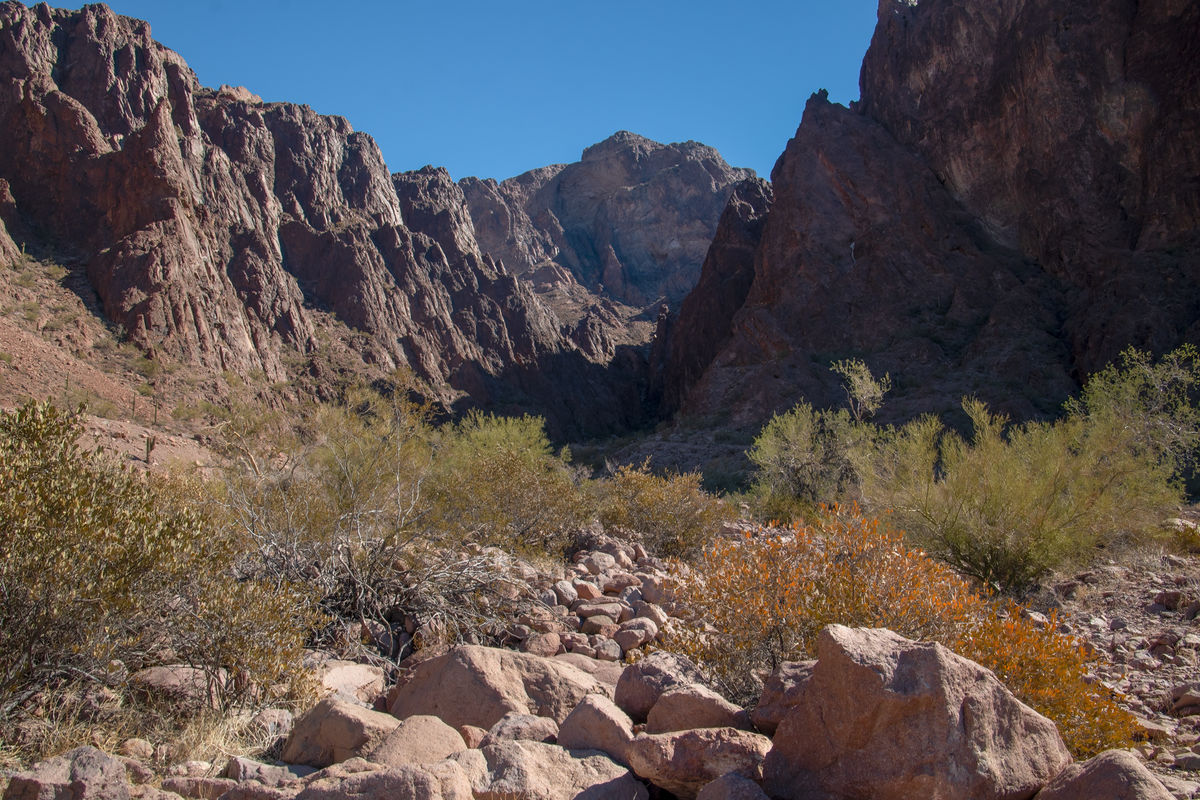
<box><xmin>100</xmin><ymin>1</ymin><xmax>879</xmax><ymax>181</ymax></box>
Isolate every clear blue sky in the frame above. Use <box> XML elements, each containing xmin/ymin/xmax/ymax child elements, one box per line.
<box><xmin>98</xmin><ymin>1</ymin><xmax>879</xmax><ymax>181</ymax></box>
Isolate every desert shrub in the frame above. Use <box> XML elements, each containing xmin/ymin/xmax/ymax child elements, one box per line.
<box><xmin>597</xmin><ymin>461</ymin><xmax>733</xmax><ymax>560</ymax></box>
<box><xmin>431</xmin><ymin>411</ymin><xmax>590</xmax><ymax>555</ymax></box>
<box><xmin>747</xmin><ymin>401</ymin><xmax>869</xmax><ymax>518</ymax></box>
<box><xmin>0</xmin><ymin>402</ymin><xmax>317</xmax><ymax>722</ymax></box>
<box><xmin>861</xmin><ymin>397</ymin><xmax>1180</xmax><ymax>592</ymax></box>
<box><xmin>666</xmin><ymin>504</ymin><xmax>1135</xmax><ymax>757</ymax></box>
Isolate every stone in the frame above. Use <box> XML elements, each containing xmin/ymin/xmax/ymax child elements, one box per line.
<box><xmin>696</xmin><ymin>773</ymin><xmax>770</xmax><ymax>800</ymax></box>
<box><xmin>575</xmin><ymin>601</ymin><xmax>625</xmax><ymax>619</ymax></box>
<box><xmin>627</xmin><ymin>728</ymin><xmax>771</xmax><ymax>800</ymax></box>
<box><xmin>291</xmin><ymin>758</ymin><xmax>469</xmax><ymax>800</ymax></box>
<box><xmin>362</xmin><ymin>715</ymin><xmax>466</xmax><ymax>768</ymax></box>
<box><xmin>553</xmin><ymin>653</ymin><xmax>625</xmax><ymax>689</ymax></box>
<box><xmin>633</xmin><ymin>602</ymin><xmax>670</xmax><ymax>628</ymax></box>
<box><xmin>614</xmin><ymin>618</ymin><xmax>659</xmax><ymax>652</ymax></box>
<box><xmin>479</xmin><ymin>712</ymin><xmax>559</xmax><ymax>746</ymax></box>
<box><xmin>319</xmin><ymin>660</ymin><xmax>385</xmax><ymax>706</ymax></box>
<box><xmin>280</xmin><ymin>697</ymin><xmax>401</xmax><ymax>768</ymax></box>
<box><xmin>614</xmin><ymin>650</ymin><xmax>707</xmax><ymax>721</ymax></box>
<box><xmin>458</xmin><ymin>725</ymin><xmax>488</xmax><ymax>749</ymax></box>
<box><xmin>581</xmin><ymin>614</ymin><xmax>618</xmax><ymax>635</ymax></box>
<box><xmin>552</xmin><ymin>580</ymin><xmax>579</xmax><ymax>605</ymax></box>
<box><xmin>594</xmin><ymin>638</ymin><xmax>623</xmax><ymax>662</ymax></box>
<box><xmin>646</xmin><ymin>683</ymin><xmax>742</xmax><ymax>733</ymax></box>
<box><xmin>1035</xmin><ymin>749</ymin><xmax>1173</xmax><ymax>800</ymax></box>
<box><xmin>749</xmin><ymin>660</ymin><xmax>815</xmax><ymax>736</ymax></box>
<box><xmin>118</xmin><ymin>739</ymin><xmax>155</xmax><ymax>761</ymax></box>
<box><xmin>763</xmin><ymin>626</ymin><xmax>1071</xmax><ymax>800</ymax></box>
<box><xmin>4</xmin><ymin>746</ymin><xmax>130</xmax><ymax>800</ymax></box>
<box><xmin>557</xmin><ymin>695</ymin><xmax>637</xmax><ymax>765</ymax></box>
<box><xmin>387</xmin><ymin>645</ymin><xmax>604</xmax><ymax>729</ymax></box>
<box><xmin>468</xmin><ymin>740</ymin><xmax>647</xmax><ymax>800</ymax></box>
<box><xmin>521</xmin><ymin>632</ymin><xmax>562</xmax><ymax>658</ymax></box>
<box><xmin>572</xmin><ymin>580</ymin><xmax>604</xmax><ymax>601</ymax></box>
<box><xmin>224</xmin><ymin>757</ymin><xmax>315</xmax><ymax>787</ymax></box>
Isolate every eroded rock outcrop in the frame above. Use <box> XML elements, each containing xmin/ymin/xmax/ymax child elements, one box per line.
<box><xmin>667</xmin><ymin>0</ymin><xmax>1200</xmax><ymax>429</ymax></box>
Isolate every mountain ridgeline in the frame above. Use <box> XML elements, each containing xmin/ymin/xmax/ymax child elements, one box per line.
<box><xmin>0</xmin><ymin>0</ymin><xmax>1197</xmax><ymax>445</ymax></box>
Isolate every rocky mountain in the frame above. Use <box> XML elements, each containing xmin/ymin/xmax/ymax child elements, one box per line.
<box><xmin>461</xmin><ymin>132</ymin><xmax>754</xmax><ymax>312</ymax></box>
<box><xmin>0</xmin><ymin>3</ymin><xmax>747</xmax><ymax>440</ymax></box>
<box><xmin>664</xmin><ymin>0</ymin><xmax>1200</xmax><ymax>428</ymax></box>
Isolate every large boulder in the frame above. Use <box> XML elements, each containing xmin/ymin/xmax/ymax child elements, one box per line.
<box><xmin>281</xmin><ymin>697</ymin><xmax>401</xmax><ymax>768</ymax></box>
<box><xmin>557</xmin><ymin>695</ymin><xmax>637</xmax><ymax>765</ymax></box>
<box><xmin>762</xmin><ymin>625</ymin><xmax>1072</xmax><ymax>800</ymax></box>
<box><xmin>749</xmin><ymin>660</ymin><xmax>814</xmax><ymax>736</ymax></box>
<box><xmin>465</xmin><ymin>740</ymin><xmax>647</xmax><ymax>800</ymax></box>
<box><xmin>4</xmin><ymin>746</ymin><xmax>130</xmax><ymax>800</ymax></box>
<box><xmin>292</xmin><ymin>758</ymin><xmax>471</xmax><ymax>800</ymax></box>
<box><xmin>362</xmin><ymin>715</ymin><xmax>466</xmax><ymax>768</ymax></box>
<box><xmin>627</xmin><ymin>728</ymin><xmax>771</xmax><ymax>800</ymax></box>
<box><xmin>646</xmin><ymin>683</ymin><xmax>743</xmax><ymax>733</ymax></box>
<box><xmin>614</xmin><ymin>650</ymin><xmax>706</xmax><ymax>721</ymax></box>
<box><xmin>1034</xmin><ymin>750</ymin><xmax>1173</xmax><ymax>800</ymax></box>
<box><xmin>387</xmin><ymin>645</ymin><xmax>604</xmax><ymax>729</ymax></box>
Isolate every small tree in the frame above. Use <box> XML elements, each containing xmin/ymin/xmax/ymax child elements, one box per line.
<box><xmin>830</xmin><ymin>358</ymin><xmax>891</xmax><ymax>422</ymax></box>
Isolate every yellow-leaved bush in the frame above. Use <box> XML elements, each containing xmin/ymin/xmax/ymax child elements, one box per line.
<box><xmin>665</xmin><ymin>504</ymin><xmax>1135</xmax><ymax>758</ymax></box>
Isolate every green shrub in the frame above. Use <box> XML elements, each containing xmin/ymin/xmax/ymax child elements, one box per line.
<box><xmin>747</xmin><ymin>401</ymin><xmax>869</xmax><ymax>518</ymax></box>
<box><xmin>0</xmin><ymin>402</ymin><xmax>318</xmax><ymax>720</ymax></box>
<box><xmin>861</xmin><ymin>396</ymin><xmax>1180</xmax><ymax>592</ymax></box>
<box><xmin>597</xmin><ymin>461</ymin><xmax>733</xmax><ymax>560</ymax></box>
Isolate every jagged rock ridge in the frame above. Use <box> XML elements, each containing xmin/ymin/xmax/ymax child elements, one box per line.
<box><xmin>665</xmin><ymin>0</ymin><xmax>1200</xmax><ymax>428</ymax></box>
<box><xmin>0</xmin><ymin>3</ymin><xmax>750</xmax><ymax>439</ymax></box>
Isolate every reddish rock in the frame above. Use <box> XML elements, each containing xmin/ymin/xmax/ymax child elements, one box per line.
<box><xmin>280</xmin><ymin>697</ymin><xmax>400</xmax><ymax>768</ymax></box>
<box><xmin>749</xmin><ymin>660</ymin><xmax>814</xmax><ymax>736</ymax></box>
<box><xmin>386</xmin><ymin>645</ymin><xmax>603</xmax><ymax>730</ymax></box>
<box><xmin>468</xmin><ymin>740</ymin><xmax>647</xmax><ymax>800</ymax></box>
<box><xmin>1034</xmin><ymin>749</ymin><xmax>1173</xmax><ymax>800</ymax></box>
<box><xmin>646</xmin><ymin>683</ymin><xmax>742</xmax><ymax>734</ymax></box>
<box><xmin>627</xmin><ymin>728</ymin><xmax>771</xmax><ymax>800</ymax></box>
<box><xmin>557</xmin><ymin>695</ymin><xmax>637</xmax><ymax>765</ymax></box>
<box><xmin>4</xmin><ymin>746</ymin><xmax>130</xmax><ymax>800</ymax></box>
<box><xmin>479</xmin><ymin>712</ymin><xmax>559</xmax><ymax>746</ymax></box>
<box><xmin>614</xmin><ymin>650</ymin><xmax>707</xmax><ymax>722</ymax></box>
<box><xmin>362</xmin><ymin>715</ymin><xmax>466</xmax><ymax>768</ymax></box>
<box><xmin>762</xmin><ymin>625</ymin><xmax>1071</xmax><ymax>800</ymax></box>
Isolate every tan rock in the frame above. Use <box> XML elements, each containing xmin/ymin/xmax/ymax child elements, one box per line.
<box><xmin>627</xmin><ymin>728</ymin><xmax>771</xmax><ymax>800</ymax></box>
<box><xmin>749</xmin><ymin>660</ymin><xmax>814</xmax><ymax>736</ymax></box>
<box><xmin>521</xmin><ymin>632</ymin><xmax>562</xmax><ymax>657</ymax></box>
<box><xmin>281</xmin><ymin>697</ymin><xmax>401</xmax><ymax>768</ymax></box>
<box><xmin>473</xmin><ymin>740</ymin><xmax>647</xmax><ymax>800</ymax></box>
<box><xmin>646</xmin><ymin>683</ymin><xmax>742</xmax><ymax>733</ymax></box>
<box><xmin>363</xmin><ymin>715</ymin><xmax>466</xmax><ymax>768</ymax></box>
<box><xmin>117</xmin><ymin>739</ymin><xmax>154</xmax><ymax>761</ymax></box>
<box><xmin>614</xmin><ymin>617</ymin><xmax>659</xmax><ymax>652</ymax></box>
<box><xmin>479</xmin><ymin>712</ymin><xmax>559</xmax><ymax>746</ymax></box>
<box><xmin>4</xmin><ymin>747</ymin><xmax>130</xmax><ymax>800</ymax></box>
<box><xmin>1035</xmin><ymin>749</ymin><xmax>1174</xmax><ymax>800</ymax></box>
<box><xmin>319</xmin><ymin>660</ymin><xmax>385</xmax><ymax>706</ymax></box>
<box><xmin>292</xmin><ymin>759</ymin><xmax>468</xmax><ymax>800</ymax></box>
<box><xmin>696</xmin><ymin>773</ymin><xmax>770</xmax><ymax>800</ymax></box>
<box><xmin>387</xmin><ymin>645</ymin><xmax>604</xmax><ymax>729</ymax></box>
<box><xmin>458</xmin><ymin>725</ymin><xmax>488</xmax><ymax>749</ymax></box>
<box><xmin>554</xmin><ymin>653</ymin><xmax>625</xmax><ymax>689</ymax></box>
<box><xmin>557</xmin><ymin>694</ymin><xmax>636</xmax><ymax>764</ymax></box>
<box><xmin>762</xmin><ymin>625</ymin><xmax>1072</xmax><ymax>800</ymax></box>
<box><xmin>614</xmin><ymin>650</ymin><xmax>707</xmax><ymax>721</ymax></box>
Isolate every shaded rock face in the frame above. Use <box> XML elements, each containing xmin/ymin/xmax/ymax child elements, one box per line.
<box><xmin>0</xmin><ymin>3</ymin><xmax>656</xmax><ymax>438</ymax></box>
<box><xmin>461</xmin><ymin>131</ymin><xmax>755</xmax><ymax>309</ymax></box>
<box><xmin>667</xmin><ymin>0</ymin><xmax>1200</xmax><ymax>427</ymax></box>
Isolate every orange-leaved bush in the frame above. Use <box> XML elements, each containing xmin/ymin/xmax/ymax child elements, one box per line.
<box><xmin>665</xmin><ymin>504</ymin><xmax>1134</xmax><ymax>757</ymax></box>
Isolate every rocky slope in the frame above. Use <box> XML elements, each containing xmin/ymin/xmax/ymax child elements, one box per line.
<box><xmin>665</xmin><ymin>0</ymin><xmax>1200</xmax><ymax>428</ymax></box>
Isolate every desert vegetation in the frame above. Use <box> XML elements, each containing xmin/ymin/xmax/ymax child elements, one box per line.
<box><xmin>2</xmin><ymin>348</ymin><xmax>1196</xmax><ymax>769</ymax></box>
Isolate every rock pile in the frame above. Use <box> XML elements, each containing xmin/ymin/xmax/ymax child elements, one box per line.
<box><xmin>4</xmin><ymin>625</ymin><xmax>1181</xmax><ymax>800</ymax></box>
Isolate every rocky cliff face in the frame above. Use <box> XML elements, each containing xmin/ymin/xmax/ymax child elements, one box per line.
<box><xmin>460</xmin><ymin>132</ymin><xmax>754</xmax><ymax>310</ymax></box>
<box><xmin>666</xmin><ymin>0</ymin><xmax>1200</xmax><ymax>427</ymax></box>
<box><xmin>0</xmin><ymin>2</ymin><xmax>666</xmax><ymax>437</ymax></box>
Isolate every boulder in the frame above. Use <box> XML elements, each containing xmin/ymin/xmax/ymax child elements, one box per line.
<box><xmin>627</xmin><ymin>728</ymin><xmax>771</xmax><ymax>800</ymax></box>
<box><xmin>387</xmin><ymin>645</ymin><xmax>604</xmax><ymax>729</ymax></box>
<box><xmin>762</xmin><ymin>625</ymin><xmax>1072</xmax><ymax>800</ymax></box>
<box><xmin>479</xmin><ymin>712</ymin><xmax>559</xmax><ymax>746</ymax></box>
<box><xmin>557</xmin><ymin>695</ymin><xmax>637</xmax><ymax>765</ymax></box>
<box><xmin>470</xmin><ymin>740</ymin><xmax>647</xmax><ymax>800</ymax></box>
<box><xmin>646</xmin><ymin>683</ymin><xmax>742</xmax><ymax>733</ymax></box>
<box><xmin>554</xmin><ymin>653</ymin><xmax>625</xmax><ymax>689</ymax></box>
<box><xmin>594</xmin><ymin>638</ymin><xmax>623</xmax><ymax>661</ymax></box>
<box><xmin>749</xmin><ymin>660</ymin><xmax>814</xmax><ymax>736</ymax></box>
<box><xmin>614</xmin><ymin>650</ymin><xmax>707</xmax><ymax>721</ymax></box>
<box><xmin>281</xmin><ymin>697</ymin><xmax>401</xmax><ymax>768</ymax></box>
<box><xmin>291</xmin><ymin>758</ymin><xmax>470</xmax><ymax>800</ymax></box>
<box><xmin>552</xmin><ymin>580</ymin><xmax>579</xmax><ymax>605</ymax></box>
<box><xmin>614</xmin><ymin>618</ymin><xmax>659</xmax><ymax>652</ymax></box>
<box><xmin>318</xmin><ymin>660</ymin><xmax>386</xmax><ymax>706</ymax></box>
<box><xmin>362</xmin><ymin>715</ymin><xmax>466</xmax><ymax>768</ymax></box>
<box><xmin>1034</xmin><ymin>750</ymin><xmax>1173</xmax><ymax>800</ymax></box>
<box><xmin>4</xmin><ymin>746</ymin><xmax>130</xmax><ymax>800</ymax></box>
<box><xmin>696</xmin><ymin>773</ymin><xmax>771</xmax><ymax>800</ymax></box>
<box><xmin>521</xmin><ymin>632</ymin><xmax>562</xmax><ymax>657</ymax></box>
<box><xmin>224</xmin><ymin>757</ymin><xmax>315</xmax><ymax>786</ymax></box>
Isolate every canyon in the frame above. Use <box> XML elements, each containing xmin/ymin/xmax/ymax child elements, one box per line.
<box><xmin>1</xmin><ymin>0</ymin><xmax>1198</xmax><ymax>454</ymax></box>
